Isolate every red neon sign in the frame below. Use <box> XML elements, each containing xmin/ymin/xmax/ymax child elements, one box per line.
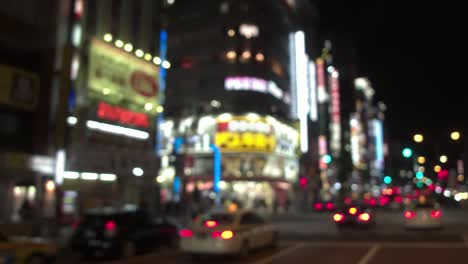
<box><xmin>97</xmin><ymin>102</ymin><xmax>149</xmax><ymax>128</ymax></box>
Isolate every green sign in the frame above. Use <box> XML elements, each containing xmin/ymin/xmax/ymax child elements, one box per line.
<box><xmin>88</xmin><ymin>38</ymin><xmax>159</xmax><ymax>115</ymax></box>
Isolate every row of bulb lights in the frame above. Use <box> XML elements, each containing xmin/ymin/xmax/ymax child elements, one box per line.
<box><xmin>103</xmin><ymin>33</ymin><xmax>171</xmax><ymax>69</ymax></box>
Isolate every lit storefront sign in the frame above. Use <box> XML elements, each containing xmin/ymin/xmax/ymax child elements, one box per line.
<box><xmin>316</xmin><ymin>58</ymin><xmax>328</xmax><ymax>103</ymax></box>
<box><xmin>373</xmin><ymin>119</ymin><xmax>384</xmax><ymax>171</ymax></box>
<box><xmin>97</xmin><ymin>101</ymin><xmax>149</xmax><ymax>128</ymax></box>
<box><xmin>88</xmin><ymin>38</ymin><xmax>159</xmax><ymax>115</ymax></box>
<box><xmin>215</xmin><ymin>117</ymin><xmax>276</xmax><ymax>153</ymax></box>
<box><xmin>86</xmin><ymin>120</ymin><xmax>149</xmax><ymax>140</ymax></box>
<box><xmin>308</xmin><ymin>61</ymin><xmax>318</xmax><ymax>121</ymax></box>
<box><xmin>289</xmin><ymin>31</ymin><xmax>309</xmax><ymax>153</ymax></box>
<box><xmin>224</xmin><ymin>76</ymin><xmax>290</xmax><ymax>104</ymax></box>
<box><xmin>329</xmin><ymin>69</ymin><xmax>341</xmax><ymax>157</ymax></box>
<box><xmin>350</xmin><ymin>114</ymin><xmax>364</xmax><ymax>168</ymax></box>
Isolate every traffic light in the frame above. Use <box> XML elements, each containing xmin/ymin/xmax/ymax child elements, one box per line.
<box><xmin>416</xmin><ymin>171</ymin><xmax>424</xmax><ymax>179</ymax></box>
<box><xmin>322</xmin><ymin>154</ymin><xmax>332</xmax><ymax>164</ymax></box>
<box><xmin>384</xmin><ymin>176</ymin><xmax>392</xmax><ymax>184</ymax></box>
<box><xmin>402</xmin><ymin>148</ymin><xmax>413</xmax><ymax>158</ymax></box>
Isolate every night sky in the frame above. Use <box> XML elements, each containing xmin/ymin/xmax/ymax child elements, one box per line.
<box><xmin>316</xmin><ymin>0</ymin><xmax>466</xmax><ymax>143</ymax></box>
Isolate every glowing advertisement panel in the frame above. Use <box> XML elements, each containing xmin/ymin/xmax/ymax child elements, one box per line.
<box><xmin>373</xmin><ymin>119</ymin><xmax>384</xmax><ymax>170</ymax></box>
<box><xmin>316</xmin><ymin>58</ymin><xmax>328</xmax><ymax>103</ymax></box>
<box><xmin>215</xmin><ymin>117</ymin><xmax>276</xmax><ymax>153</ymax></box>
<box><xmin>88</xmin><ymin>38</ymin><xmax>159</xmax><ymax>115</ymax></box>
<box><xmin>308</xmin><ymin>61</ymin><xmax>318</xmax><ymax>121</ymax></box>
<box><xmin>329</xmin><ymin>70</ymin><xmax>341</xmax><ymax>156</ymax></box>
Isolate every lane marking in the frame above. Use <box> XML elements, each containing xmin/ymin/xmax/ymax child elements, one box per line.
<box><xmin>252</xmin><ymin>243</ymin><xmax>305</xmax><ymax>264</ymax></box>
<box><xmin>357</xmin><ymin>244</ymin><xmax>380</xmax><ymax>264</ymax></box>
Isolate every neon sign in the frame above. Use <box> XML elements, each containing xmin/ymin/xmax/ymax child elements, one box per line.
<box><xmin>97</xmin><ymin>101</ymin><xmax>149</xmax><ymax>128</ymax></box>
<box><xmin>224</xmin><ymin>76</ymin><xmax>290</xmax><ymax>104</ymax></box>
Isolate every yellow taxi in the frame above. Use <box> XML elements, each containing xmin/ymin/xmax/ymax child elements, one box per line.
<box><xmin>0</xmin><ymin>232</ymin><xmax>57</xmax><ymax>264</ymax></box>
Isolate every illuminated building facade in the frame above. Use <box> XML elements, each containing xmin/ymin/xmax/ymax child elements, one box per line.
<box><xmin>163</xmin><ymin>0</ymin><xmax>318</xmax><ymax>211</ymax></box>
<box><xmin>56</xmin><ymin>0</ymin><xmax>168</xmax><ymax>219</ymax></box>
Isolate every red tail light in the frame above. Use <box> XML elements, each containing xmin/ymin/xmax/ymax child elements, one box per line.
<box><xmin>314</xmin><ymin>203</ymin><xmax>323</xmax><ymax>210</ymax></box>
<box><xmin>105</xmin><ymin>220</ymin><xmax>116</xmax><ymax>231</ymax></box>
<box><xmin>204</xmin><ymin>220</ymin><xmax>218</xmax><ymax>228</ymax></box>
<box><xmin>326</xmin><ymin>202</ymin><xmax>334</xmax><ymax>210</ymax></box>
<box><xmin>394</xmin><ymin>196</ymin><xmax>403</xmax><ymax>203</ymax></box>
<box><xmin>179</xmin><ymin>229</ymin><xmax>194</xmax><ymax>238</ymax></box>
<box><xmin>404</xmin><ymin>211</ymin><xmax>415</xmax><ymax>219</ymax></box>
<box><xmin>333</xmin><ymin>213</ymin><xmax>344</xmax><ymax>222</ymax></box>
<box><xmin>344</xmin><ymin>197</ymin><xmax>352</xmax><ymax>205</ymax></box>
<box><xmin>358</xmin><ymin>213</ymin><xmax>370</xmax><ymax>222</ymax></box>
<box><xmin>348</xmin><ymin>207</ymin><xmax>357</xmax><ymax>215</ymax></box>
<box><xmin>211</xmin><ymin>230</ymin><xmax>234</xmax><ymax>240</ymax></box>
<box><xmin>431</xmin><ymin>210</ymin><xmax>442</xmax><ymax>218</ymax></box>
<box><xmin>104</xmin><ymin>220</ymin><xmax>117</xmax><ymax>237</ymax></box>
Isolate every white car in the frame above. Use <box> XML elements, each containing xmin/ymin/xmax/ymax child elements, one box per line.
<box><xmin>403</xmin><ymin>203</ymin><xmax>442</xmax><ymax>229</ymax></box>
<box><xmin>180</xmin><ymin>210</ymin><xmax>278</xmax><ymax>257</ymax></box>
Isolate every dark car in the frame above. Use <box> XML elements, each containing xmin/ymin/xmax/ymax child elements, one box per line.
<box><xmin>70</xmin><ymin>208</ymin><xmax>179</xmax><ymax>259</ymax></box>
<box><xmin>332</xmin><ymin>204</ymin><xmax>376</xmax><ymax>229</ymax></box>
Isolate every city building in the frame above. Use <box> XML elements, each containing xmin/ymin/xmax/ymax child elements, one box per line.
<box><xmin>58</xmin><ymin>0</ymin><xmax>167</xmax><ymax>220</ymax></box>
<box><xmin>0</xmin><ymin>1</ymin><xmax>59</xmax><ymax>223</ymax></box>
<box><xmin>160</xmin><ymin>0</ymin><xmax>318</xmax><ymax>212</ymax></box>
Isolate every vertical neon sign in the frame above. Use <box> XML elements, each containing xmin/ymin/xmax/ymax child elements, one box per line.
<box><xmin>329</xmin><ymin>69</ymin><xmax>341</xmax><ymax>157</ymax></box>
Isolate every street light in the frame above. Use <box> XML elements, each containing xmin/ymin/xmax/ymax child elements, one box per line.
<box><xmin>451</xmin><ymin>131</ymin><xmax>461</xmax><ymax>141</ymax></box>
<box><xmin>440</xmin><ymin>155</ymin><xmax>448</xmax><ymax>163</ymax></box>
<box><xmin>417</xmin><ymin>156</ymin><xmax>426</xmax><ymax>164</ymax></box>
<box><xmin>413</xmin><ymin>134</ymin><xmax>424</xmax><ymax>143</ymax></box>
<box><xmin>434</xmin><ymin>165</ymin><xmax>442</xmax><ymax>173</ymax></box>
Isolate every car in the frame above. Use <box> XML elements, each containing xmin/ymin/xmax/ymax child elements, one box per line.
<box><xmin>180</xmin><ymin>210</ymin><xmax>278</xmax><ymax>257</ymax></box>
<box><xmin>70</xmin><ymin>207</ymin><xmax>179</xmax><ymax>259</ymax></box>
<box><xmin>313</xmin><ymin>201</ymin><xmax>335</xmax><ymax>212</ymax></box>
<box><xmin>0</xmin><ymin>231</ymin><xmax>57</xmax><ymax>264</ymax></box>
<box><xmin>403</xmin><ymin>202</ymin><xmax>442</xmax><ymax>229</ymax></box>
<box><xmin>332</xmin><ymin>204</ymin><xmax>376</xmax><ymax>229</ymax></box>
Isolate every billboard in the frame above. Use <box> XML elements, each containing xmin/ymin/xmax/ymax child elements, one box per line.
<box><xmin>88</xmin><ymin>38</ymin><xmax>159</xmax><ymax>115</ymax></box>
<box><xmin>215</xmin><ymin>116</ymin><xmax>276</xmax><ymax>153</ymax></box>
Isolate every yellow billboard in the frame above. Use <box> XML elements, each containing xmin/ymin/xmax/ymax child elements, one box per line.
<box><xmin>215</xmin><ymin>116</ymin><xmax>276</xmax><ymax>153</ymax></box>
<box><xmin>0</xmin><ymin>65</ymin><xmax>39</xmax><ymax>111</ymax></box>
<box><xmin>88</xmin><ymin>38</ymin><xmax>159</xmax><ymax>115</ymax></box>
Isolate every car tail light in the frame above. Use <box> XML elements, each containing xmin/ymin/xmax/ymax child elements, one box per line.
<box><xmin>358</xmin><ymin>213</ymin><xmax>370</xmax><ymax>222</ymax></box>
<box><xmin>394</xmin><ymin>196</ymin><xmax>403</xmax><ymax>203</ymax></box>
<box><xmin>104</xmin><ymin>220</ymin><xmax>117</xmax><ymax>237</ymax></box>
<box><xmin>333</xmin><ymin>213</ymin><xmax>344</xmax><ymax>222</ymax></box>
<box><xmin>404</xmin><ymin>211</ymin><xmax>415</xmax><ymax>219</ymax></box>
<box><xmin>211</xmin><ymin>230</ymin><xmax>234</xmax><ymax>240</ymax></box>
<box><xmin>314</xmin><ymin>203</ymin><xmax>323</xmax><ymax>210</ymax></box>
<box><xmin>348</xmin><ymin>207</ymin><xmax>357</xmax><ymax>215</ymax></box>
<box><xmin>344</xmin><ymin>197</ymin><xmax>352</xmax><ymax>205</ymax></box>
<box><xmin>179</xmin><ymin>229</ymin><xmax>194</xmax><ymax>238</ymax></box>
<box><xmin>431</xmin><ymin>210</ymin><xmax>442</xmax><ymax>218</ymax></box>
<box><xmin>326</xmin><ymin>202</ymin><xmax>334</xmax><ymax>210</ymax></box>
<box><xmin>204</xmin><ymin>220</ymin><xmax>218</xmax><ymax>228</ymax></box>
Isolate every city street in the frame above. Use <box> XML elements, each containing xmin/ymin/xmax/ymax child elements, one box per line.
<box><xmin>58</xmin><ymin>209</ymin><xmax>468</xmax><ymax>264</ymax></box>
